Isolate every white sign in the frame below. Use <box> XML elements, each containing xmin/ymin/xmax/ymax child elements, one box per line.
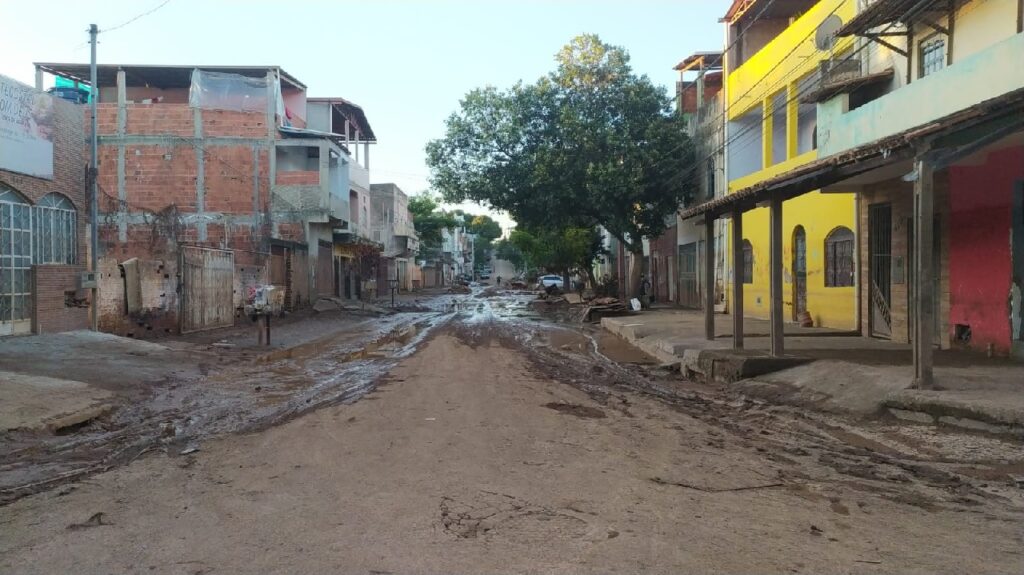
<box><xmin>0</xmin><ymin>74</ymin><xmax>55</xmax><ymax>179</ymax></box>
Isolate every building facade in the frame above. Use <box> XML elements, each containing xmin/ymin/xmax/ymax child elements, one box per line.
<box><xmin>0</xmin><ymin>74</ymin><xmax>89</xmax><ymax>336</ymax></box>
<box><xmin>370</xmin><ymin>183</ymin><xmax>419</xmax><ymax>292</ymax></box>
<box><xmin>724</xmin><ymin>0</ymin><xmax>860</xmax><ymax>330</ymax></box>
<box><xmin>33</xmin><ymin>63</ymin><xmax>377</xmax><ymax>336</ymax></box>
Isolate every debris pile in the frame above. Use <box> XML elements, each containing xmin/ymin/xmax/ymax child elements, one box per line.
<box><xmin>447</xmin><ymin>285</ymin><xmax>472</xmax><ymax>294</ymax></box>
<box><xmin>532</xmin><ymin>291</ymin><xmax>632</xmax><ymax>322</ymax></box>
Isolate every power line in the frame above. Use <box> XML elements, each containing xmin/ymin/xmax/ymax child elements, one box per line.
<box><xmin>103</xmin><ymin>0</ymin><xmax>174</xmax><ymax>34</ymax></box>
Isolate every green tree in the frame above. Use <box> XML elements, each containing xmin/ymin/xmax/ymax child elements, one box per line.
<box><xmin>426</xmin><ymin>34</ymin><xmax>696</xmax><ymax>296</ymax></box>
<box><xmin>493</xmin><ymin>237</ymin><xmax>525</xmax><ymax>272</ymax></box>
<box><xmin>408</xmin><ymin>193</ymin><xmax>457</xmax><ymax>258</ymax></box>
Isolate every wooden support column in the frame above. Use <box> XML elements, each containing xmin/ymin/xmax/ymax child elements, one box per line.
<box><xmin>731</xmin><ymin>208</ymin><xmax>744</xmax><ymax>349</ymax></box>
<box><xmin>704</xmin><ymin>211</ymin><xmax>716</xmax><ymax>341</ymax></box>
<box><xmin>769</xmin><ymin>196</ymin><xmax>785</xmax><ymax>356</ymax></box>
<box><xmin>913</xmin><ymin>157</ymin><xmax>935</xmax><ymax>388</ymax></box>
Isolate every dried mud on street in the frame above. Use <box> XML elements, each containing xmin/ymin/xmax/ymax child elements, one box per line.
<box><xmin>2</xmin><ymin>290</ymin><xmax>1024</xmax><ymax>574</ymax></box>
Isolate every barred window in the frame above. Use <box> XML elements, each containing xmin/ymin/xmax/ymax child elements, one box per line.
<box><xmin>825</xmin><ymin>226</ymin><xmax>855</xmax><ymax>287</ymax></box>
<box><xmin>33</xmin><ymin>193</ymin><xmax>77</xmax><ymax>265</ymax></box>
<box><xmin>919</xmin><ymin>36</ymin><xmax>946</xmax><ymax>77</ymax></box>
<box><xmin>742</xmin><ymin>239</ymin><xmax>753</xmax><ymax>284</ymax></box>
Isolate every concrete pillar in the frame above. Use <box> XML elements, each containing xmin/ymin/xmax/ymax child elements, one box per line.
<box><xmin>913</xmin><ymin>158</ymin><xmax>935</xmax><ymax>388</ymax></box>
<box><xmin>354</xmin><ymin>130</ymin><xmax>360</xmax><ymax>164</ymax></box>
<box><xmin>786</xmin><ymin>81</ymin><xmax>799</xmax><ymax>160</ymax></box>
<box><xmin>769</xmin><ymin>196</ymin><xmax>784</xmax><ymax>356</ymax></box>
<box><xmin>762</xmin><ymin>97</ymin><xmax>773</xmax><ymax>170</ymax></box>
<box><xmin>731</xmin><ymin>208</ymin><xmax>744</xmax><ymax>349</ymax></box>
<box><xmin>704</xmin><ymin>211</ymin><xmax>716</xmax><ymax>341</ymax></box>
<box><xmin>116</xmin><ymin>69</ymin><xmax>128</xmax><ymax>242</ymax></box>
<box><xmin>35</xmin><ymin>67</ymin><xmax>43</xmax><ymax>91</ymax></box>
<box><xmin>364</xmin><ymin>142</ymin><xmax>370</xmax><ymax>170</ymax></box>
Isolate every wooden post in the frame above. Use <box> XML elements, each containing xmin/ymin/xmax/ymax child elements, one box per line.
<box><xmin>704</xmin><ymin>211</ymin><xmax>716</xmax><ymax>341</ymax></box>
<box><xmin>913</xmin><ymin>158</ymin><xmax>935</xmax><ymax>388</ymax></box>
<box><xmin>731</xmin><ymin>207</ymin><xmax>744</xmax><ymax>349</ymax></box>
<box><xmin>770</xmin><ymin>196</ymin><xmax>785</xmax><ymax>356</ymax></box>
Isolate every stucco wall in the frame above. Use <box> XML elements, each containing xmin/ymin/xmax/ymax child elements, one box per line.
<box><xmin>819</xmin><ymin>32</ymin><xmax>1024</xmax><ymax>156</ymax></box>
<box><xmin>948</xmin><ymin>145</ymin><xmax>1024</xmax><ymax>354</ymax></box>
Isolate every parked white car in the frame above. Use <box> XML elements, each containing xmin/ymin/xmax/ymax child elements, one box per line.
<box><xmin>539</xmin><ymin>274</ymin><xmax>564</xmax><ymax>289</ymax></box>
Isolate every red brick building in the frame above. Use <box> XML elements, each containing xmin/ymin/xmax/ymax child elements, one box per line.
<box><xmin>34</xmin><ymin>63</ymin><xmax>377</xmax><ymax>336</ymax></box>
<box><xmin>0</xmin><ymin>74</ymin><xmax>88</xmax><ymax>336</ymax></box>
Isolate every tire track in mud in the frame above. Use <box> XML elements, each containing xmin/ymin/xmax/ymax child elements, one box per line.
<box><xmin>441</xmin><ymin>311</ymin><xmax>1024</xmax><ymax>523</ymax></box>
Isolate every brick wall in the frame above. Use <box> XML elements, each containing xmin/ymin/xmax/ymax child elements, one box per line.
<box><xmin>1</xmin><ymin>92</ymin><xmax>88</xmax><ymax>336</ymax></box>
<box><xmin>858</xmin><ymin>174</ymin><xmax>951</xmax><ymax>347</ymax></box>
<box><xmin>31</xmin><ymin>265</ymin><xmax>89</xmax><ymax>333</ymax></box>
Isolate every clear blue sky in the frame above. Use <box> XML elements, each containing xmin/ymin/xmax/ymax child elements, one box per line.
<box><xmin>1</xmin><ymin>0</ymin><xmax>728</xmax><ymax>230</ymax></box>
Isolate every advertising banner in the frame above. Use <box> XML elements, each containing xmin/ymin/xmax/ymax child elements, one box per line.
<box><xmin>0</xmin><ymin>74</ymin><xmax>54</xmax><ymax>180</ymax></box>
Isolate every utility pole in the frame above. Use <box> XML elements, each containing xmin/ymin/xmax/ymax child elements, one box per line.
<box><xmin>89</xmin><ymin>24</ymin><xmax>99</xmax><ymax>331</ymax></box>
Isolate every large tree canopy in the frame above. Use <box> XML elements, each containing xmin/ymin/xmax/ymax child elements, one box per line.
<box><xmin>426</xmin><ymin>34</ymin><xmax>697</xmax><ymax>256</ymax></box>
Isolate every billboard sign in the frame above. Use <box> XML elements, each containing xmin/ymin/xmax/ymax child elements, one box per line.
<box><xmin>0</xmin><ymin>74</ymin><xmax>55</xmax><ymax>180</ymax></box>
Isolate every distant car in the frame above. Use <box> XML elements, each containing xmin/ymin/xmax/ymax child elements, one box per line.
<box><xmin>539</xmin><ymin>274</ymin><xmax>564</xmax><ymax>289</ymax></box>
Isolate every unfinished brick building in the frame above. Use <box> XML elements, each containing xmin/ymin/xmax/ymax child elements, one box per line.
<box><xmin>34</xmin><ymin>63</ymin><xmax>377</xmax><ymax>336</ymax></box>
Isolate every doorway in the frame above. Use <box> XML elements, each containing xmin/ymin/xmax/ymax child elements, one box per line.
<box><xmin>0</xmin><ymin>191</ymin><xmax>33</xmax><ymax>336</ymax></box>
<box><xmin>678</xmin><ymin>242</ymin><xmax>699</xmax><ymax>308</ymax></box>
<box><xmin>792</xmin><ymin>226</ymin><xmax>807</xmax><ymax>321</ymax></box>
<box><xmin>869</xmin><ymin>203</ymin><xmax>893</xmax><ymax>338</ymax></box>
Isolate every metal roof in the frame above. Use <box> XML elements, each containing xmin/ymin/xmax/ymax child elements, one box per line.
<box><xmin>33</xmin><ymin>63</ymin><xmax>306</xmax><ymax>90</ymax></box>
<box><xmin>723</xmin><ymin>0</ymin><xmax>817</xmax><ymax>23</ymax></box>
<box><xmin>673</xmin><ymin>51</ymin><xmax>724</xmax><ymax>72</ymax></box>
<box><xmin>307</xmin><ymin>97</ymin><xmax>376</xmax><ymax>143</ymax></box>
<box><xmin>837</xmin><ymin>0</ymin><xmax>949</xmax><ymax>36</ymax></box>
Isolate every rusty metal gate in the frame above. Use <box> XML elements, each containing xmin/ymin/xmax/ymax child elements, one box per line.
<box><xmin>792</xmin><ymin>226</ymin><xmax>807</xmax><ymax>321</ymax></box>
<box><xmin>180</xmin><ymin>246</ymin><xmax>235</xmax><ymax>333</ymax></box>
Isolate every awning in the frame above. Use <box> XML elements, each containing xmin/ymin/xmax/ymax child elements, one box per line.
<box><xmin>680</xmin><ymin>86</ymin><xmax>1024</xmax><ymax>220</ymax></box>
<box><xmin>307</xmin><ymin>97</ymin><xmax>376</xmax><ymax>143</ymax></box>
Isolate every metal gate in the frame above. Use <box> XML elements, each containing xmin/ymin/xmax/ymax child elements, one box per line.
<box><xmin>792</xmin><ymin>226</ymin><xmax>807</xmax><ymax>320</ymax></box>
<box><xmin>678</xmin><ymin>242</ymin><xmax>699</xmax><ymax>309</ymax></box>
<box><xmin>316</xmin><ymin>241</ymin><xmax>333</xmax><ymax>297</ymax></box>
<box><xmin>179</xmin><ymin>246</ymin><xmax>235</xmax><ymax>333</ymax></box>
<box><xmin>1</xmin><ymin>198</ymin><xmax>33</xmax><ymax>336</ymax></box>
<box><xmin>869</xmin><ymin>204</ymin><xmax>892</xmax><ymax>338</ymax></box>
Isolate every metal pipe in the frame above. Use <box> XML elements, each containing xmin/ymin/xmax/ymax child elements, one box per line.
<box><xmin>89</xmin><ymin>23</ymin><xmax>99</xmax><ymax>332</ymax></box>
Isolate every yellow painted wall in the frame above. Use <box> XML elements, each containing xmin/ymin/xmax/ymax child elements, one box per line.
<box><xmin>726</xmin><ymin>192</ymin><xmax>858</xmax><ymax>330</ymax></box>
<box><xmin>727</xmin><ymin>0</ymin><xmax>856</xmax><ymax>119</ymax></box>
<box><xmin>725</xmin><ymin>0</ymin><xmax>859</xmax><ymax>330</ymax></box>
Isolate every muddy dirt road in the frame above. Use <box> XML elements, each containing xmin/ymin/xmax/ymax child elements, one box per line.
<box><xmin>2</xmin><ymin>290</ymin><xmax>1024</xmax><ymax>574</ymax></box>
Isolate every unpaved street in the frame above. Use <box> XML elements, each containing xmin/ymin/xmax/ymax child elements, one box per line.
<box><xmin>2</xmin><ymin>291</ymin><xmax>1024</xmax><ymax>574</ymax></box>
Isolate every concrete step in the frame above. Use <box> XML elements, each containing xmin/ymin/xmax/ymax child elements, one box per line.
<box><xmin>884</xmin><ymin>390</ymin><xmax>1024</xmax><ymax>437</ymax></box>
<box><xmin>681</xmin><ymin>349</ymin><xmax>812</xmax><ymax>383</ymax></box>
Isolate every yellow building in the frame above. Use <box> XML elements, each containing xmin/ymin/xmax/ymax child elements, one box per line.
<box><xmin>724</xmin><ymin>0</ymin><xmax>858</xmax><ymax>329</ymax></box>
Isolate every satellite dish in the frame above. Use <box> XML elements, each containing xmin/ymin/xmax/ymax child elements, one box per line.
<box><xmin>815</xmin><ymin>15</ymin><xmax>844</xmax><ymax>51</ymax></box>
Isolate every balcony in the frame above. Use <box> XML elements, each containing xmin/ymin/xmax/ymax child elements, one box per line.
<box><xmin>728</xmin><ymin>0</ymin><xmax>855</xmax><ymax>117</ymax></box>
<box><xmin>817</xmin><ymin>32</ymin><xmax>1024</xmax><ymax>157</ymax></box>
<box><xmin>393</xmin><ymin>222</ymin><xmax>417</xmax><ymax>238</ymax></box>
<box><xmin>349</xmin><ymin>162</ymin><xmax>369</xmax><ymax>190</ymax></box>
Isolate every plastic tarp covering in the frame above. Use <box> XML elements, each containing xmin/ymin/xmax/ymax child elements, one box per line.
<box><xmin>188</xmin><ymin>69</ymin><xmax>284</xmax><ymax>116</ymax></box>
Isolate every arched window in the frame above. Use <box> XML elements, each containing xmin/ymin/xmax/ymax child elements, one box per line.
<box><xmin>825</xmin><ymin>226</ymin><xmax>855</xmax><ymax>287</ymax></box>
<box><xmin>742</xmin><ymin>239</ymin><xmax>754</xmax><ymax>284</ymax></box>
<box><xmin>33</xmin><ymin>193</ymin><xmax>77</xmax><ymax>265</ymax></box>
<box><xmin>1</xmin><ymin>186</ymin><xmax>32</xmax><ymax>325</ymax></box>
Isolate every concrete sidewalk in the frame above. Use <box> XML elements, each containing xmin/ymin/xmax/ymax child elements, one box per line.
<box><xmin>602</xmin><ymin>308</ymin><xmax>1024</xmax><ymax>435</ymax></box>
